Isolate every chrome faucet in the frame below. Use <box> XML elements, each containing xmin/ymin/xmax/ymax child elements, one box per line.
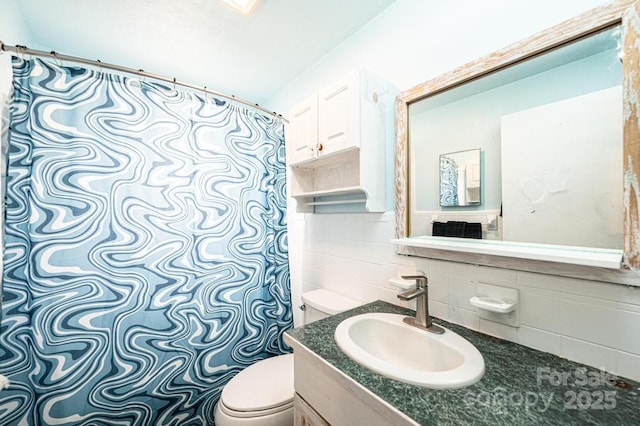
<box><xmin>397</xmin><ymin>275</ymin><xmax>444</xmax><ymax>334</ymax></box>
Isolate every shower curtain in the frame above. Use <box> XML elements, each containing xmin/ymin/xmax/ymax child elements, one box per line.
<box><xmin>0</xmin><ymin>57</ymin><xmax>292</xmax><ymax>425</ymax></box>
<box><xmin>439</xmin><ymin>156</ymin><xmax>459</xmax><ymax>206</ymax></box>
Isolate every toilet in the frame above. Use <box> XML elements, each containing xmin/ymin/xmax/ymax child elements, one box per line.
<box><xmin>214</xmin><ymin>289</ymin><xmax>361</xmax><ymax>425</ymax></box>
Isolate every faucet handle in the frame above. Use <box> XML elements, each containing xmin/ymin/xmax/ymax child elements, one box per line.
<box><xmin>401</xmin><ymin>275</ymin><xmax>428</xmax><ymax>287</ymax></box>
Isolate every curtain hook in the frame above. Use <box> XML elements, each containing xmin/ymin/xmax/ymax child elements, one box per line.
<box><xmin>15</xmin><ymin>44</ymin><xmax>27</xmax><ymax>60</ymax></box>
<box><xmin>50</xmin><ymin>51</ymin><xmax>62</xmax><ymax>67</ymax></box>
<box><xmin>129</xmin><ymin>69</ymin><xmax>143</xmax><ymax>88</ymax></box>
<box><xmin>172</xmin><ymin>77</ymin><xmax>177</xmax><ymax>91</ymax></box>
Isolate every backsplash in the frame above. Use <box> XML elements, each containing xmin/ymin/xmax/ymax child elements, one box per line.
<box><xmin>294</xmin><ymin>212</ymin><xmax>640</xmax><ymax>381</ymax></box>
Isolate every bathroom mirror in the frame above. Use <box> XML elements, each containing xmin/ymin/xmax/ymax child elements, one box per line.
<box><xmin>411</xmin><ymin>25</ymin><xmax>622</xmax><ymax>247</ymax></box>
<box><xmin>394</xmin><ymin>0</ymin><xmax>640</xmax><ymax>281</ymax></box>
<box><xmin>439</xmin><ymin>149</ymin><xmax>481</xmax><ymax>207</ymax></box>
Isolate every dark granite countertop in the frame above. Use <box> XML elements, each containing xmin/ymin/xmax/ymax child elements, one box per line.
<box><xmin>285</xmin><ymin>300</ymin><xmax>640</xmax><ymax>426</ymax></box>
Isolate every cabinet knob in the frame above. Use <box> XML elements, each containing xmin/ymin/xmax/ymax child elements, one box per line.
<box><xmin>317</xmin><ymin>143</ymin><xmax>323</xmax><ymax>152</ymax></box>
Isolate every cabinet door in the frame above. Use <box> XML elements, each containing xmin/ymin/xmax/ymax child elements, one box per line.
<box><xmin>317</xmin><ymin>71</ymin><xmax>359</xmax><ymax>157</ymax></box>
<box><xmin>288</xmin><ymin>94</ymin><xmax>318</xmax><ymax>165</ymax></box>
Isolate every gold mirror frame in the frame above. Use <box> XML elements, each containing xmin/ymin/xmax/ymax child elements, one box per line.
<box><xmin>395</xmin><ymin>0</ymin><xmax>640</xmax><ymax>274</ymax></box>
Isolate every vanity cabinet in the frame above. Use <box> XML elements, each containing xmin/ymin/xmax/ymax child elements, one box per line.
<box><xmin>288</xmin><ymin>69</ymin><xmax>395</xmax><ymax>213</ymax></box>
<box><xmin>285</xmin><ymin>336</ymin><xmax>416</xmax><ymax>426</ymax></box>
<box><xmin>293</xmin><ymin>394</ymin><xmax>330</xmax><ymax>426</ymax></box>
<box><xmin>286</xmin><ymin>300</ymin><xmax>640</xmax><ymax>425</ymax></box>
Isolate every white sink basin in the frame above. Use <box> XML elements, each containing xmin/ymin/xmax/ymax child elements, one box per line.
<box><xmin>334</xmin><ymin>313</ymin><xmax>485</xmax><ymax>389</ymax></box>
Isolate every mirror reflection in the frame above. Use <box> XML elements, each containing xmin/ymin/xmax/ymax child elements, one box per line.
<box><xmin>439</xmin><ymin>148</ymin><xmax>481</xmax><ymax>207</ymax></box>
<box><xmin>408</xmin><ymin>26</ymin><xmax>623</xmax><ymax>249</ymax></box>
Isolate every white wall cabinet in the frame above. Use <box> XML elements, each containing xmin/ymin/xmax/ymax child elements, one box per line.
<box><xmin>288</xmin><ymin>69</ymin><xmax>395</xmax><ymax>213</ymax></box>
<box><xmin>317</xmin><ymin>72</ymin><xmax>358</xmax><ymax>158</ymax></box>
<box><xmin>288</xmin><ymin>94</ymin><xmax>318</xmax><ymax>165</ymax></box>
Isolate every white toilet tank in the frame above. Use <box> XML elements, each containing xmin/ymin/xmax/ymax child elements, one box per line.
<box><xmin>302</xmin><ymin>289</ymin><xmax>361</xmax><ymax>324</ymax></box>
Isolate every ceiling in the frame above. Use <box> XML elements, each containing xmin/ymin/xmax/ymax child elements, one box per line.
<box><xmin>12</xmin><ymin>0</ymin><xmax>396</xmax><ymax>105</ymax></box>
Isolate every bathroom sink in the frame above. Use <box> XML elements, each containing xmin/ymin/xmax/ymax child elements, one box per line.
<box><xmin>334</xmin><ymin>313</ymin><xmax>485</xmax><ymax>389</ymax></box>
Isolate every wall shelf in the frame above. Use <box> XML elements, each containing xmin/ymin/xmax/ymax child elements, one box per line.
<box><xmin>294</xmin><ymin>186</ymin><xmax>365</xmax><ymax>198</ymax></box>
<box><xmin>392</xmin><ymin>236</ymin><xmax>622</xmax><ymax>268</ymax></box>
<box><xmin>305</xmin><ymin>199</ymin><xmax>367</xmax><ymax>207</ymax></box>
<box><xmin>391</xmin><ymin>236</ymin><xmax>638</xmax><ymax>286</ymax></box>
<box><xmin>293</xmin><ymin>185</ymin><xmax>368</xmax><ymax>209</ymax></box>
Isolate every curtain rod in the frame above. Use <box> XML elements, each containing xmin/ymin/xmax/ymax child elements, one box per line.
<box><xmin>0</xmin><ymin>41</ymin><xmax>288</xmax><ymax>124</ymax></box>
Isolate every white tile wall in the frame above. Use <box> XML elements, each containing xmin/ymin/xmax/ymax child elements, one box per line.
<box><xmin>292</xmin><ymin>212</ymin><xmax>640</xmax><ymax>382</ymax></box>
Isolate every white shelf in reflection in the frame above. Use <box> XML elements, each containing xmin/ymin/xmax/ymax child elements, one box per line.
<box><xmin>390</xmin><ymin>236</ymin><xmax>623</xmax><ymax>269</ymax></box>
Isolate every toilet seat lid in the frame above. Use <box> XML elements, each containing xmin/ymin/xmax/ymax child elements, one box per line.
<box><xmin>221</xmin><ymin>354</ymin><xmax>294</xmax><ymax>412</ymax></box>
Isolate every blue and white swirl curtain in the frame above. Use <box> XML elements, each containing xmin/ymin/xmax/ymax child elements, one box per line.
<box><xmin>0</xmin><ymin>57</ymin><xmax>292</xmax><ymax>425</ymax></box>
<box><xmin>439</xmin><ymin>156</ymin><xmax>459</xmax><ymax>207</ymax></box>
